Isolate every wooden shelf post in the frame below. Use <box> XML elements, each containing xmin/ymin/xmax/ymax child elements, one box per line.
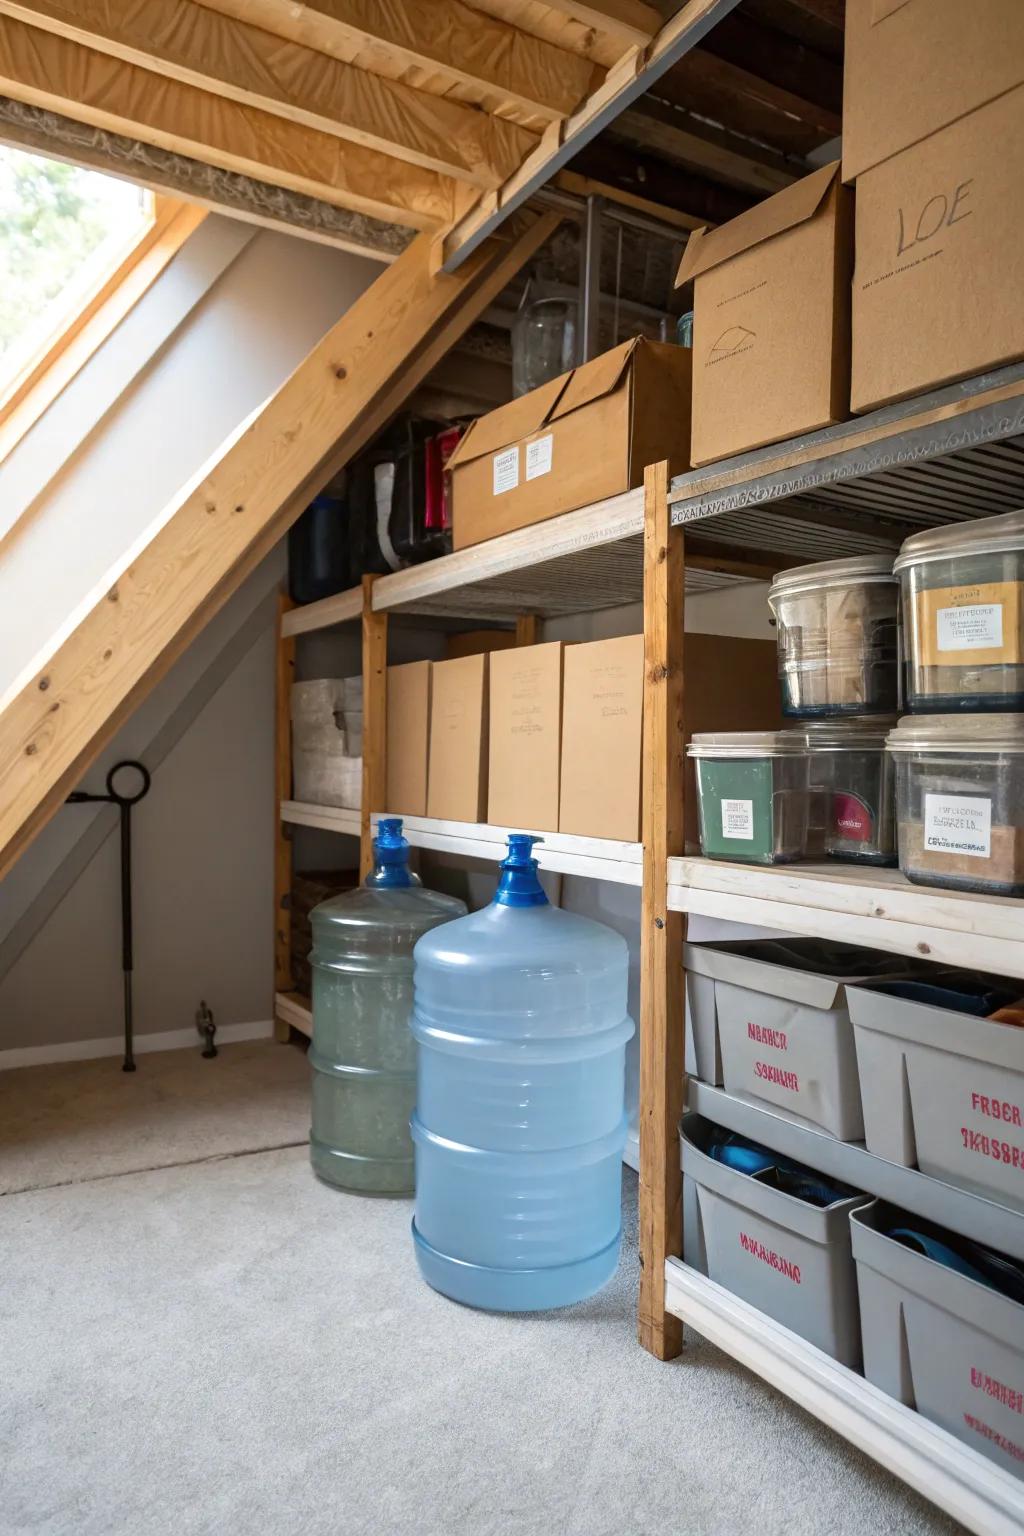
<box><xmin>639</xmin><ymin>459</ymin><xmax>687</xmax><ymax>1360</ymax></box>
<box><xmin>361</xmin><ymin>575</ymin><xmax>388</xmax><ymax>880</ymax></box>
<box><xmin>274</xmin><ymin>589</ymin><xmax>296</xmax><ymax>1041</ymax></box>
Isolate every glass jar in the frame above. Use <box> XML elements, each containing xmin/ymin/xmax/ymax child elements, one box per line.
<box><xmin>768</xmin><ymin>555</ymin><xmax>900</xmax><ymax>718</ymax></box>
<box><xmin>512</xmin><ymin>289</ymin><xmax>577</xmax><ymax>398</ymax></box>
<box><xmin>894</xmin><ymin>508</ymin><xmax>1024</xmax><ymax>713</ymax></box>
<box><xmin>802</xmin><ymin>719</ymin><xmax>898</xmax><ymax>866</ymax></box>
<box><xmin>688</xmin><ymin>732</ymin><xmax>812</xmax><ymax>864</ymax></box>
<box><xmin>887</xmin><ymin>714</ymin><xmax>1024</xmax><ymax>896</ymax></box>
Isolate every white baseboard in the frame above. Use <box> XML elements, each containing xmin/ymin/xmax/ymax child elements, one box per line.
<box><xmin>0</xmin><ymin>1019</ymin><xmax>274</xmax><ymax>1071</ymax></box>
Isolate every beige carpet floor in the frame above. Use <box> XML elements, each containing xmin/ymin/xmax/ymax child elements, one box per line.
<box><xmin>0</xmin><ymin>1038</ymin><xmax>309</xmax><ymax>1195</ymax></box>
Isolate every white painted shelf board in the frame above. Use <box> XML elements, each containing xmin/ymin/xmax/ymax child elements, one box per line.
<box><xmin>687</xmin><ymin>1083</ymin><xmax>1024</xmax><ymax>1262</ymax></box>
<box><xmin>281</xmin><ymin>586</ymin><xmax>362</xmax><ymax>637</ymax></box>
<box><xmin>371</xmin><ymin>812</ymin><xmax>642</xmax><ymax>885</ymax></box>
<box><xmin>274</xmin><ymin>991</ymin><xmax>311</xmax><ymax>1038</ymax></box>
<box><xmin>668</xmin><ymin>858</ymin><xmax>1024</xmax><ymax>977</ymax></box>
<box><xmin>664</xmin><ymin>1261</ymin><xmax>1024</xmax><ymax>1536</ymax></box>
<box><xmin>281</xmin><ymin>800</ymin><xmax>361</xmax><ymax>837</ymax></box>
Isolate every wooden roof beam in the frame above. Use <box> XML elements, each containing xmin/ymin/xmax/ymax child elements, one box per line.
<box><xmin>0</xmin><ymin>0</ymin><xmax>538</xmax><ymax>189</ymax></box>
<box><xmin>196</xmin><ymin>0</ymin><xmax>597</xmax><ymax>127</ymax></box>
<box><xmin>537</xmin><ymin>0</ymin><xmax>663</xmax><ymax>46</ymax></box>
<box><xmin>0</xmin><ymin>14</ymin><xmax>461</xmax><ymax>228</ymax></box>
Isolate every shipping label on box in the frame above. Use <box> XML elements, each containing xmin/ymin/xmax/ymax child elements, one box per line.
<box><xmin>488</xmin><ymin>641</ymin><xmax>563</xmax><ymax>832</ymax></box>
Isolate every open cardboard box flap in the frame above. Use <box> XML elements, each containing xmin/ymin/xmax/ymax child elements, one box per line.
<box><xmin>549</xmin><ymin>336</ymin><xmax>639</xmax><ymax>421</ymax></box>
<box><xmin>446</xmin><ymin>373</ymin><xmax>569</xmax><ymax>467</ymax></box>
<box><xmin>676</xmin><ymin>162</ymin><xmax>840</xmax><ymax>286</ymax></box>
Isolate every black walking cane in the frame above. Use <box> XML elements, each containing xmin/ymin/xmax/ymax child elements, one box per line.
<box><xmin>66</xmin><ymin>760</ymin><xmax>151</xmax><ymax>1072</ymax></box>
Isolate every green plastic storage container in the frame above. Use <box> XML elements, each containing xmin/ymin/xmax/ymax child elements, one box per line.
<box><xmin>689</xmin><ymin>732</ymin><xmax>811</xmax><ymax>864</ymax></box>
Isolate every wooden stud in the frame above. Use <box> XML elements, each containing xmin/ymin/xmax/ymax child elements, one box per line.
<box><xmin>0</xmin><ymin>210</ymin><xmax>561</xmax><ymax>882</ymax></box>
<box><xmin>639</xmin><ymin>459</ymin><xmax>686</xmax><ymax>1362</ymax></box>
<box><xmin>274</xmin><ymin>589</ymin><xmax>296</xmax><ymax>1041</ymax></box>
<box><xmin>196</xmin><ymin>0</ymin><xmax>595</xmax><ymax>128</ymax></box>
<box><xmin>360</xmin><ymin>576</ymin><xmax>387</xmax><ymax>881</ymax></box>
<box><xmin>0</xmin><ymin>12</ymin><xmax>458</xmax><ymax>229</ymax></box>
<box><xmin>0</xmin><ymin>0</ymin><xmax>538</xmax><ymax>189</ymax></box>
<box><xmin>514</xmin><ymin>614</ymin><xmax>538</xmax><ymax>647</ymax></box>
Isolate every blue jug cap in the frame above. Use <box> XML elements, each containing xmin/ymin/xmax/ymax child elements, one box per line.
<box><xmin>494</xmin><ymin>834</ymin><xmax>548</xmax><ymax>908</ymax></box>
<box><xmin>366</xmin><ymin>818</ymin><xmax>414</xmax><ymax>887</ymax></box>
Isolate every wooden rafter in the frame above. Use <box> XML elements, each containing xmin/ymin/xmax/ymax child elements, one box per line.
<box><xmin>614</xmin><ymin>102</ymin><xmax>795</xmax><ymax>194</ymax></box>
<box><xmin>0</xmin><ymin>0</ymin><xmax>537</xmax><ymax>189</ymax></box>
<box><xmin>538</xmin><ymin>0</ymin><xmax>662</xmax><ymax>45</ymax></box>
<box><xmin>0</xmin><ymin>13</ymin><xmax>461</xmax><ymax>228</ymax></box>
<box><xmin>196</xmin><ymin>0</ymin><xmax>597</xmax><ymax>129</ymax></box>
<box><xmin>0</xmin><ymin>210</ymin><xmax>561</xmax><ymax>882</ymax></box>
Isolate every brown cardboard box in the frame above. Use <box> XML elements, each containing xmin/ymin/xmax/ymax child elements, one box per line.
<box><xmin>851</xmin><ymin>88</ymin><xmax>1024</xmax><ymax>412</ymax></box>
<box><xmin>447</xmin><ymin>338</ymin><xmax>691</xmax><ymax>550</ymax></box>
<box><xmin>559</xmin><ymin>635</ymin><xmax>644</xmax><ymax>842</ymax></box>
<box><xmin>445</xmin><ymin>630</ymin><xmax>516</xmax><ymax>659</ymax></box>
<box><xmin>843</xmin><ymin>0</ymin><xmax>1024</xmax><ymax>183</ymax></box>
<box><xmin>676</xmin><ymin>164</ymin><xmax>852</xmax><ymax>466</ymax></box>
<box><xmin>386</xmin><ymin>661</ymin><xmax>431</xmax><ymax>817</ymax></box>
<box><xmin>488</xmin><ymin>642</ymin><xmax>563</xmax><ymax>832</ymax></box>
<box><xmin>426</xmin><ymin>653</ymin><xmax>488</xmax><ymax>822</ymax></box>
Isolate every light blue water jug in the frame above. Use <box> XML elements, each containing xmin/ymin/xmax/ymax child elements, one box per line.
<box><xmin>410</xmin><ymin>834</ymin><xmax>635</xmax><ymax>1310</ymax></box>
<box><xmin>308</xmin><ymin>819</ymin><xmax>465</xmax><ymax>1195</ymax></box>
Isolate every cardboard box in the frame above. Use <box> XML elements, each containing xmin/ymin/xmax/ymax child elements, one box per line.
<box><xmin>676</xmin><ymin>164</ymin><xmax>852</xmax><ymax>466</ymax></box>
<box><xmin>851</xmin><ymin>88</ymin><xmax>1024</xmax><ymax>413</ymax></box>
<box><xmin>386</xmin><ymin>661</ymin><xmax>431</xmax><ymax>817</ymax></box>
<box><xmin>842</xmin><ymin>0</ymin><xmax>1024</xmax><ymax>183</ymax></box>
<box><xmin>447</xmin><ymin>338</ymin><xmax>691</xmax><ymax>550</ymax></box>
<box><xmin>426</xmin><ymin>653</ymin><xmax>488</xmax><ymax>823</ymax></box>
<box><xmin>445</xmin><ymin>630</ymin><xmax>516</xmax><ymax>659</ymax></box>
<box><xmin>559</xmin><ymin>635</ymin><xmax>644</xmax><ymax>841</ymax></box>
<box><xmin>488</xmin><ymin>642</ymin><xmax>563</xmax><ymax>832</ymax></box>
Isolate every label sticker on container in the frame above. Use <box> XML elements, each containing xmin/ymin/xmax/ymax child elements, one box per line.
<box><xmin>924</xmin><ymin>793</ymin><xmax>992</xmax><ymax>859</ymax></box>
<box><xmin>492</xmin><ymin>446</ymin><xmax>519</xmax><ymax>496</ymax></box>
<box><xmin>525</xmin><ymin>434</ymin><xmax>553</xmax><ymax>481</ymax></box>
<box><xmin>721</xmin><ymin>798</ymin><xmax>754</xmax><ymax>840</ymax></box>
<box><xmin>937</xmin><ymin>603</ymin><xmax>1004</xmax><ymax>652</ymax></box>
<box><xmin>832</xmin><ymin>791</ymin><xmax>874</xmax><ymax>843</ymax></box>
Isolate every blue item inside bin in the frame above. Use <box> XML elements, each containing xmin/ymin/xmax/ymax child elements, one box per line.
<box><xmin>703</xmin><ymin>1127</ymin><xmax>856</xmax><ymax>1208</ymax></box>
<box><xmin>879</xmin><ymin>1209</ymin><xmax>1024</xmax><ymax>1304</ymax></box>
<box><xmin>872</xmin><ymin>972</ymin><xmax>1021</xmax><ymax>1017</ymax></box>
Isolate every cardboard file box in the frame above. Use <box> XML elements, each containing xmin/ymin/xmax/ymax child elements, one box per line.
<box><xmin>683</xmin><ymin>1116</ymin><xmax>866</xmax><ymax>1366</ymax></box>
<box><xmin>426</xmin><ymin>654</ymin><xmax>488</xmax><ymax>823</ymax></box>
<box><xmin>386</xmin><ymin>661</ymin><xmax>431</xmax><ymax>818</ymax></box>
<box><xmin>559</xmin><ymin>634</ymin><xmax>643</xmax><ymax>842</ymax></box>
<box><xmin>852</xmin><ymin>1202</ymin><xmax>1024</xmax><ymax>1482</ymax></box>
<box><xmin>488</xmin><ymin>641</ymin><xmax>563</xmax><ymax>833</ymax></box>
<box><xmin>683</xmin><ymin>938</ymin><xmax>924</xmax><ymax>1137</ymax></box>
<box><xmin>676</xmin><ymin>163</ymin><xmax>852</xmax><ymax>465</ymax></box>
<box><xmin>448</xmin><ymin>338</ymin><xmax>691</xmax><ymax>550</ymax></box>
<box><xmin>847</xmin><ymin>975</ymin><xmax>1024</xmax><ymax>1211</ymax></box>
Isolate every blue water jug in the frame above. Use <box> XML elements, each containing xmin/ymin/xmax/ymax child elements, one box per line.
<box><xmin>410</xmin><ymin>834</ymin><xmax>634</xmax><ymax>1310</ymax></box>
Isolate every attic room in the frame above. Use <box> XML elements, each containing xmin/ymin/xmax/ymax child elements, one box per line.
<box><xmin>0</xmin><ymin>3</ymin><xmax>1022</xmax><ymax>1534</ymax></box>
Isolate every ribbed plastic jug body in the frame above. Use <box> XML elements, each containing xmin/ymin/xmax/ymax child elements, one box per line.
<box><xmin>411</xmin><ymin>836</ymin><xmax>634</xmax><ymax>1309</ymax></box>
<box><xmin>309</xmin><ymin>821</ymin><xmax>465</xmax><ymax>1195</ymax></box>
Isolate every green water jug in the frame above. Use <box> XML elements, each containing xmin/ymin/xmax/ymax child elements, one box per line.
<box><xmin>308</xmin><ymin>819</ymin><xmax>465</xmax><ymax>1194</ymax></box>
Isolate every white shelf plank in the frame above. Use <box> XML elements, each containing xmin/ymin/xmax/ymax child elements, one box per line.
<box><xmin>274</xmin><ymin>991</ymin><xmax>311</xmax><ymax>1038</ymax></box>
<box><xmin>686</xmin><ymin>1084</ymin><xmax>1024</xmax><ymax>1262</ymax></box>
<box><xmin>281</xmin><ymin>800</ymin><xmax>361</xmax><ymax>836</ymax></box>
<box><xmin>668</xmin><ymin>858</ymin><xmax>1024</xmax><ymax>978</ymax></box>
<box><xmin>664</xmin><ymin>1261</ymin><xmax>1024</xmax><ymax>1536</ymax></box>
<box><xmin>372</xmin><ymin>812</ymin><xmax>642</xmax><ymax>885</ymax></box>
<box><xmin>281</xmin><ymin>586</ymin><xmax>362</xmax><ymax>637</ymax></box>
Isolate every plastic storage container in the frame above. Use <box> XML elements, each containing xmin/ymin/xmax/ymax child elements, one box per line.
<box><xmin>768</xmin><ymin>555</ymin><xmax>900</xmax><ymax>718</ymax></box>
<box><xmin>852</xmin><ymin>1202</ymin><xmax>1024</xmax><ymax>1481</ymax></box>
<box><xmin>682</xmin><ymin>1116</ymin><xmax>866</xmax><ymax>1365</ymax></box>
<box><xmin>410</xmin><ymin>834</ymin><xmax>634</xmax><ymax>1310</ymax></box>
<box><xmin>684</xmin><ymin>938</ymin><xmax>924</xmax><ymax>1139</ymax></box>
<box><xmin>802</xmin><ymin>719</ymin><xmax>898</xmax><ymax>865</ymax></box>
<box><xmin>689</xmin><ymin>732</ymin><xmax>811</xmax><ymax>864</ymax></box>
<box><xmin>308</xmin><ymin>820</ymin><xmax>465</xmax><ymax>1194</ymax></box>
<box><xmin>848</xmin><ymin>972</ymin><xmax>1024</xmax><ymax>1209</ymax></box>
<box><xmin>887</xmin><ymin>714</ymin><xmax>1024</xmax><ymax>896</ymax></box>
<box><xmin>288</xmin><ymin>488</ymin><xmax>349</xmax><ymax>605</ymax></box>
<box><xmin>895</xmin><ymin>508</ymin><xmax>1024</xmax><ymax>714</ymax></box>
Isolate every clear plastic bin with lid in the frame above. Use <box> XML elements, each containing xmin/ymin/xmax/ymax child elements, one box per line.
<box><xmin>410</xmin><ymin>834</ymin><xmax>635</xmax><ymax>1311</ymax></box>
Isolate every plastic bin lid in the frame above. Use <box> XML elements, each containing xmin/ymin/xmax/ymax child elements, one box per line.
<box><xmin>688</xmin><ymin>730</ymin><xmax>809</xmax><ymax>759</ymax></box>
<box><xmin>886</xmin><ymin>713</ymin><xmax>1024</xmax><ymax>755</ymax></box>
<box><xmin>796</xmin><ymin>718</ymin><xmax>898</xmax><ymax>752</ymax></box>
<box><xmin>768</xmin><ymin>552</ymin><xmax>897</xmax><ymax>599</ymax></box>
<box><xmin>894</xmin><ymin>507</ymin><xmax>1024</xmax><ymax>571</ymax></box>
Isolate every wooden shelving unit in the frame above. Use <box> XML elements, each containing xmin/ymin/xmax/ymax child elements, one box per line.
<box><xmin>274</xmin><ymin>362</ymin><xmax>1024</xmax><ymax>1534</ymax></box>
